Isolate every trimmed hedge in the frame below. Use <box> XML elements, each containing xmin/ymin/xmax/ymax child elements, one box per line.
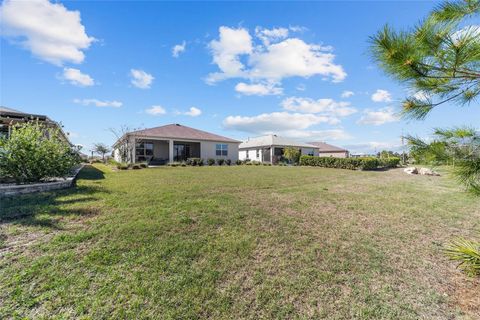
<box><xmin>380</xmin><ymin>157</ymin><xmax>401</xmax><ymax>168</ymax></box>
<box><xmin>299</xmin><ymin>156</ymin><xmax>382</xmax><ymax>170</ymax></box>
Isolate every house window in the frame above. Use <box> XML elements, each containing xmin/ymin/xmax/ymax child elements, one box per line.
<box><xmin>256</xmin><ymin>149</ymin><xmax>260</xmax><ymax>158</ymax></box>
<box><xmin>135</xmin><ymin>141</ymin><xmax>154</xmax><ymax>161</ymax></box>
<box><xmin>307</xmin><ymin>149</ymin><xmax>314</xmax><ymax>156</ymax></box>
<box><xmin>216</xmin><ymin>144</ymin><xmax>228</xmax><ymax>156</ymax></box>
<box><xmin>246</xmin><ymin>150</ymin><xmax>249</xmax><ymax>159</ymax></box>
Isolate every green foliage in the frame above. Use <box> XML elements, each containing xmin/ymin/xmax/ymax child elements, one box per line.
<box><xmin>225</xmin><ymin>159</ymin><xmax>232</xmax><ymax>166</ymax></box>
<box><xmin>131</xmin><ymin>164</ymin><xmax>142</xmax><ymax>170</ymax></box>
<box><xmin>92</xmin><ymin>143</ymin><xmax>111</xmax><ymax>162</ymax></box>
<box><xmin>370</xmin><ymin>0</ymin><xmax>480</xmax><ymax>119</ymax></box>
<box><xmin>216</xmin><ymin>159</ymin><xmax>225</xmax><ymax>166</ymax></box>
<box><xmin>379</xmin><ymin>157</ymin><xmax>401</xmax><ymax>168</ymax></box>
<box><xmin>0</xmin><ymin>121</ymin><xmax>79</xmax><ymax>183</ymax></box>
<box><xmin>116</xmin><ymin>163</ymin><xmax>129</xmax><ymax>170</ymax></box>
<box><xmin>235</xmin><ymin>160</ymin><xmax>242</xmax><ymax>165</ymax></box>
<box><xmin>283</xmin><ymin>147</ymin><xmax>301</xmax><ymax>164</ymax></box>
<box><xmin>407</xmin><ymin>126</ymin><xmax>480</xmax><ymax>193</ymax></box>
<box><xmin>186</xmin><ymin>158</ymin><xmax>203</xmax><ymax>166</ymax></box>
<box><xmin>300</xmin><ymin>156</ymin><xmax>381</xmax><ymax>170</ymax></box>
<box><xmin>207</xmin><ymin>158</ymin><xmax>215</xmax><ymax>166</ymax></box>
<box><xmin>445</xmin><ymin>237</ymin><xmax>480</xmax><ymax>276</ymax></box>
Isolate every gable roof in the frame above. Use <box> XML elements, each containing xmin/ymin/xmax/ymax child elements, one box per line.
<box><xmin>308</xmin><ymin>141</ymin><xmax>348</xmax><ymax>152</ymax></box>
<box><xmin>239</xmin><ymin>135</ymin><xmax>318</xmax><ymax>149</ymax></box>
<box><xmin>0</xmin><ymin>106</ymin><xmax>48</xmax><ymax>120</ymax></box>
<box><xmin>129</xmin><ymin>124</ymin><xmax>240</xmax><ymax>143</ymax></box>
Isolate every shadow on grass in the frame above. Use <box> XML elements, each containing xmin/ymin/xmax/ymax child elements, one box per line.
<box><xmin>77</xmin><ymin>164</ymin><xmax>105</xmax><ymax>180</ymax></box>
<box><xmin>0</xmin><ymin>165</ymin><xmax>108</xmax><ymax>228</ymax></box>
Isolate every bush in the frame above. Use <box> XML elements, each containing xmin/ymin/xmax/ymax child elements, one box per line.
<box><xmin>167</xmin><ymin>162</ymin><xmax>181</xmax><ymax>167</ymax></box>
<box><xmin>225</xmin><ymin>159</ymin><xmax>232</xmax><ymax>166</ymax></box>
<box><xmin>207</xmin><ymin>158</ymin><xmax>215</xmax><ymax>166</ymax></box>
<box><xmin>140</xmin><ymin>162</ymin><xmax>148</xmax><ymax>168</ymax></box>
<box><xmin>262</xmin><ymin>163</ymin><xmax>272</xmax><ymax>166</ymax></box>
<box><xmin>379</xmin><ymin>157</ymin><xmax>401</xmax><ymax>168</ymax></box>
<box><xmin>216</xmin><ymin>159</ymin><xmax>225</xmax><ymax>166</ymax></box>
<box><xmin>186</xmin><ymin>158</ymin><xmax>203</xmax><ymax>166</ymax></box>
<box><xmin>251</xmin><ymin>161</ymin><xmax>261</xmax><ymax>166</ymax></box>
<box><xmin>299</xmin><ymin>156</ymin><xmax>381</xmax><ymax>170</ymax></box>
<box><xmin>0</xmin><ymin>122</ymin><xmax>79</xmax><ymax>183</ymax></box>
<box><xmin>131</xmin><ymin>164</ymin><xmax>142</xmax><ymax>170</ymax></box>
<box><xmin>445</xmin><ymin>238</ymin><xmax>480</xmax><ymax>276</ymax></box>
<box><xmin>236</xmin><ymin>160</ymin><xmax>243</xmax><ymax>165</ymax></box>
<box><xmin>117</xmin><ymin>163</ymin><xmax>129</xmax><ymax>170</ymax></box>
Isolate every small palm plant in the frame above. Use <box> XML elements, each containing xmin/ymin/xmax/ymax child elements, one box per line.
<box><xmin>445</xmin><ymin>237</ymin><xmax>480</xmax><ymax>276</ymax></box>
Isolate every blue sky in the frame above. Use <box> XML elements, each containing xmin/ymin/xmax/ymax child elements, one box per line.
<box><xmin>1</xmin><ymin>0</ymin><xmax>478</xmax><ymax>154</ymax></box>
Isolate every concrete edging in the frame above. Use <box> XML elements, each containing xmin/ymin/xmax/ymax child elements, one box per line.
<box><xmin>0</xmin><ymin>164</ymin><xmax>85</xmax><ymax>198</ymax></box>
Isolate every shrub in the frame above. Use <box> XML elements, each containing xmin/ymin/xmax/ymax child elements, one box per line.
<box><xmin>225</xmin><ymin>159</ymin><xmax>232</xmax><ymax>166</ymax></box>
<box><xmin>216</xmin><ymin>159</ymin><xmax>225</xmax><ymax>166</ymax></box>
<box><xmin>186</xmin><ymin>158</ymin><xmax>202</xmax><ymax>166</ymax></box>
<box><xmin>207</xmin><ymin>158</ymin><xmax>215</xmax><ymax>166</ymax></box>
<box><xmin>140</xmin><ymin>162</ymin><xmax>148</xmax><ymax>168</ymax></box>
<box><xmin>379</xmin><ymin>157</ymin><xmax>401</xmax><ymax>168</ymax></box>
<box><xmin>299</xmin><ymin>156</ymin><xmax>381</xmax><ymax>170</ymax></box>
<box><xmin>117</xmin><ymin>163</ymin><xmax>129</xmax><ymax>170</ymax></box>
<box><xmin>132</xmin><ymin>164</ymin><xmax>142</xmax><ymax>170</ymax></box>
<box><xmin>445</xmin><ymin>238</ymin><xmax>480</xmax><ymax>276</ymax></box>
<box><xmin>236</xmin><ymin>160</ymin><xmax>242</xmax><ymax>165</ymax></box>
<box><xmin>262</xmin><ymin>163</ymin><xmax>272</xmax><ymax>166</ymax></box>
<box><xmin>0</xmin><ymin>121</ymin><xmax>79</xmax><ymax>183</ymax></box>
<box><xmin>167</xmin><ymin>162</ymin><xmax>181</xmax><ymax>167</ymax></box>
<box><xmin>181</xmin><ymin>161</ymin><xmax>187</xmax><ymax>167</ymax></box>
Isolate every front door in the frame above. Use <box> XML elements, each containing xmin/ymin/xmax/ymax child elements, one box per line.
<box><xmin>174</xmin><ymin>144</ymin><xmax>190</xmax><ymax>161</ymax></box>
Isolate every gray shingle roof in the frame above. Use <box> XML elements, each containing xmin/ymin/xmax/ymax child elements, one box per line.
<box><xmin>308</xmin><ymin>141</ymin><xmax>348</xmax><ymax>152</ymax></box>
<box><xmin>239</xmin><ymin>135</ymin><xmax>318</xmax><ymax>149</ymax></box>
<box><xmin>130</xmin><ymin>124</ymin><xmax>240</xmax><ymax>143</ymax></box>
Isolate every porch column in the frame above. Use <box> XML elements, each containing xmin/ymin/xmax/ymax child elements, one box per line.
<box><xmin>131</xmin><ymin>136</ymin><xmax>136</xmax><ymax>164</ymax></box>
<box><xmin>270</xmin><ymin>147</ymin><xmax>274</xmax><ymax>164</ymax></box>
<box><xmin>168</xmin><ymin>139</ymin><xmax>174</xmax><ymax>163</ymax></box>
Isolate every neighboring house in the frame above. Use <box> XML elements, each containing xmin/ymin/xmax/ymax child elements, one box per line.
<box><xmin>0</xmin><ymin>106</ymin><xmax>71</xmax><ymax>145</ymax></box>
<box><xmin>112</xmin><ymin>123</ymin><xmax>241</xmax><ymax>164</ymax></box>
<box><xmin>307</xmin><ymin>141</ymin><xmax>349</xmax><ymax>158</ymax></box>
<box><xmin>239</xmin><ymin>135</ymin><xmax>319</xmax><ymax>164</ymax></box>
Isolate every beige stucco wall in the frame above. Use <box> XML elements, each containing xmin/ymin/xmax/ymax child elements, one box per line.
<box><xmin>200</xmin><ymin>141</ymin><xmax>239</xmax><ymax>162</ymax></box>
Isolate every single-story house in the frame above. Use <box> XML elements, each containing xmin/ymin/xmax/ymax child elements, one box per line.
<box><xmin>112</xmin><ymin>123</ymin><xmax>241</xmax><ymax>164</ymax></box>
<box><xmin>239</xmin><ymin>134</ymin><xmax>319</xmax><ymax>164</ymax></box>
<box><xmin>0</xmin><ymin>106</ymin><xmax>71</xmax><ymax>145</ymax></box>
<box><xmin>307</xmin><ymin>141</ymin><xmax>349</xmax><ymax>158</ymax></box>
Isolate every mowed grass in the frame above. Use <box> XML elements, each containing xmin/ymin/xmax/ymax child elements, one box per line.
<box><xmin>1</xmin><ymin>165</ymin><xmax>479</xmax><ymax>319</ymax></box>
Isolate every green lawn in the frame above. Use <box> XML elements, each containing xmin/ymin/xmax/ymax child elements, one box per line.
<box><xmin>1</xmin><ymin>165</ymin><xmax>479</xmax><ymax>319</ymax></box>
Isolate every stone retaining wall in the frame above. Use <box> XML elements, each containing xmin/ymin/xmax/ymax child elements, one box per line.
<box><xmin>0</xmin><ymin>165</ymin><xmax>85</xmax><ymax>198</ymax></box>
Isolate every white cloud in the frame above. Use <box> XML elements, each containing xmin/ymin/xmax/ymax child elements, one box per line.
<box><xmin>130</xmin><ymin>69</ymin><xmax>154</xmax><ymax>89</ymax></box>
<box><xmin>182</xmin><ymin>107</ymin><xmax>202</xmax><ymax>117</ymax></box>
<box><xmin>255</xmin><ymin>26</ymin><xmax>289</xmax><ymax>45</ymax></box>
<box><xmin>357</xmin><ymin>107</ymin><xmax>399</xmax><ymax>126</ymax></box>
<box><xmin>0</xmin><ymin>0</ymin><xmax>94</xmax><ymax>65</ymax></box>
<box><xmin>62</xmin><ymin>68</ymin><xmax>94</xmax><ymax>87</ymax></box>
<box><xmin>223</xmin><ymin>112</ymin><xmax>338</xmax><ymax>133</ymax></box>
<box><xmin>206</xmin><ymin>26</ymin><xmax>253</xmax><ymax>83</ymax></box>
<box><xmin>341</xmin><ymin>90</ymin><xmax>354</xmax><ymax>98</ymax></box>
<box><xmin>296</xmin><ymin>84</ymin><xmax>306</xmax><ymax>91</ymax></box>
<box><xmin>279</xmin><ymin>129</ymin><xmax>352</xmax><ymax>141</ymax></box>
<box><xmin>73</xmin><ymin>98</ymin><xmax>122</xmax><ymax>108</ymax></box>
<box><xmin>289</xmin><ymin>25</ymin><xmax>308</xmax><ymax>33</ymax></box>
<box><xmin>281</xmin><ymin>97</ymin><xmax>357</xmax><ymax>117</ymax></box>
<box><xmin>172</xmin><ymin>41</ymin><xmax>186</xmax><ymax>58</ymax></box>
<box><xmin>145</xmin><ymin>105</ymin><xmax>167</xmax><ymax>115</ymax></box>
<box><xmin>235</xmin><ymin>82</ymin><xmax>283</xmax><ymax>96</ymax></box>
<box><xmin>371</xmin><ymin>89</ymin><xmax>392</xmax><ymax>102</ymax></box>
<box><xmin>206</xmin><ymin>26</ymin><xmax>346</xmax><ymax>86</ymax></box>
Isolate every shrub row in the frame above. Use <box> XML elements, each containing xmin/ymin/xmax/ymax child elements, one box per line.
<box><xmin>116</xmin><ymin>162</ymin><xmax>148</xmax><ymax>170</ymax></box>
<box><xmin>168</xmin><ymin>158</ymin><xmax>233</xmax><ymax>167</ymax></box>
<box><xmin>299</xmin><ymin>156</ymin><xmax>400</xmax><ymax>170</ymax></box>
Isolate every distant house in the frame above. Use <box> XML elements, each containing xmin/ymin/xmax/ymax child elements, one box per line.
<box><xmin>112</xmin><ymin>123</ymin><xmax>241</xmax><ymax>164</ymax></box>
<box><xmin>239</xmin><ymin>135</ymin><xmax>319</xmax><ymax>164</ymax></box>
<box><xmin>308</xmin><ymin>141</ymin><xmax>349</xmax><ymax>158</ymax></box>
<box><xmin>0</xmin><ymin>106</ymin><xmax>71</xmax><ymax>145</ymax></box>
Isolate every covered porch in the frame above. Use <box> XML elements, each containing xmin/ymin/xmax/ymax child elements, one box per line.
<box><xmin>134</xmin><ymin>138</ymin><xmax>200</xmax><ymax>164</ymax></box>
